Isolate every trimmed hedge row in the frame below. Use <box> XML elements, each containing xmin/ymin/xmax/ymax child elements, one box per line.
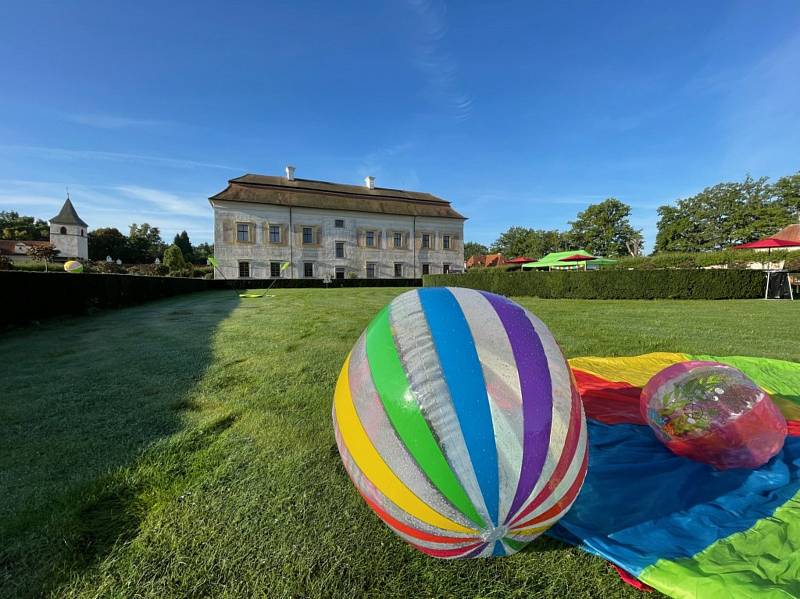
<box><xmin>423</xmin><ymin>269</ymin><xmax>765</xmax><ymax>299</ymax></box>
<box><xmin>1</xmin><ymin>272</ymin><xmax>421</xmax><ymax>327</ymax></box>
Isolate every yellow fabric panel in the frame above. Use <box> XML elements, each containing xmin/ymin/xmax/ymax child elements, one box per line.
<box><xmin>568</xmin><ymin>352</ymin><xmax>688</xmax><ymax>387</ymax></box>
<box><xmin>334</xmin><ymin>353</ymin><xmax>477</xmax><ymax>534</ymax></box>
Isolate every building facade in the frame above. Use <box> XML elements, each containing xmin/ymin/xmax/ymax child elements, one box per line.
<box><xmin>49</xmin><ymin>196</ymin><xmax>89</xmax><ymax>260</ymax></box>
<box><xmin>209</xmin><ymin>169</ymin><xmax>466</xmax><ymax>279</ymax></box>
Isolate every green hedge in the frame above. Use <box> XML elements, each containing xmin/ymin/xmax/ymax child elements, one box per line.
<box><xmin>423</xmin><ymin>270</ymin><xmax>765</xmax><ymax>299</ymax></box>
<box><xmin>612</xmin><ymin>250</ymin><xmax>800</xmax><ymax>271</ymax></box>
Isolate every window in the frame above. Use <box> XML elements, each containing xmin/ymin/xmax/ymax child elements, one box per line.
<box><xmin>443</xmin><ymin>235</ymin><xmax>451</xmax><ymax>250</ymax></box>
<box><xmin>366</xmin><ymin>231</ymin><xmax>375</xmax><ymax>247</ymax></box>
<box><xmin>81</xmin><ymin>229</ymin><xmax>85</xmax><ymax>236</ymax></box>
<box><xmin>335</xmin><ymin>241</ymin><xmax>345</xmax><ymax>259</ymax></box>
<box><xmin>237</xmin><ymin>223</ymin><xmax>251</xmax><ymax>242</ymax></box>
<box><xmin>335</xmin><ymin>219</ymin><xmax>344</xmax><ymax>228</ymax></box>
<box><xmin>422</xmin><ymin>263</ymin><xmax>430</xmax><ymax>275</ymax></box>
<box><xmin>443</xmin><ymin>263</ymin><xmax>450</xmax><ymax>274</ymax></box>
<box><xmin>366</xmin><ymin>262</ymin><xmax>376</xmax><ymax>278</ymax></box>
<box><xmin>421</xmin><ymin>233</ymin><xmax>430</xmax><ymax>249</ymax></box>
<box><xmin>394</xmin><ymin>263</ymin><xmax>402</xmax><ymax>277</ymax></box>
<box><xmin>269</xmin><ymin>225</ymin><xmax>281</xmax><ymax>243</ymax></box>
<box><xmin>302</xmin><ymin>227</ymin><xmax>313</xmax><ymax>244</ymax></box>
<box><xmin>60</xmin><ymin>226</ymin><xmax>67</xmax><ymax>234</ymax></box>
<box><xmin>270</xmin><ymin>262</ymin><xmax>281</xmax><ymax>277</ymax></box>
<box><xmin>393</xmin><ymin>232</ymin><xmax>403</xmax><ymax>248</ymax></box>
<box><xmin>335</xmin><ymin>266</ymin><xmax>345</xmax><ymax>280</ymax></box>
<box><xmin>238</xmin><ymin>261</ymin><xmax>250</xmax><ymax>278</ymax></box>
<box><xmin>303</xmin><ymin>262</ymin><xmax>314</xmax><ymax>278</ymax></box>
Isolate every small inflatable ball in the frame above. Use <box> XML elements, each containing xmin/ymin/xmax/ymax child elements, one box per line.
<box><xmin>640</xmin><ymin>361</ymin><xmax>787</xmax><ymax>470</ymax></box>
<box><xmin>64</xmin><ymin>260</ymin><xmax>83</xmax><ymax>273</ymax></box>
<box><xmin>333</xmin><ymin>287</ymin><xmax>587</xmax><ymax>558</ymax></box>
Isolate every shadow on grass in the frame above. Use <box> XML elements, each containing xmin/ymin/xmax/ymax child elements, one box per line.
<box><xmin>0</xmin><ymin>290</ymin><xmax>238</xmax><ymax>598</ymax></box>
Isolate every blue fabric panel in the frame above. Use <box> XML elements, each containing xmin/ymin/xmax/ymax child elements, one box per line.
<box><xmin>549</xmin><ymin>420</ymin><xmax>800</xmax><ymax>575</ymax></box>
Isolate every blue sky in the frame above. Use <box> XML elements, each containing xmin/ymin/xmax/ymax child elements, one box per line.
<box><xmin>1</xmin><ymin>1</ymin><xmax>799</xmax><ymax>249</ymax></box>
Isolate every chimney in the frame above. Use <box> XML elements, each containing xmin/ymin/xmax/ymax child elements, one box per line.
<box><xmin>364</xmin><ymin>175</ymin><xmax>375</xmax><ymax>190</ymax></box>
<box><xmin>285</xmin><ymin>165</ymin><xmax>296</xmax><ymax>181</ymax></box>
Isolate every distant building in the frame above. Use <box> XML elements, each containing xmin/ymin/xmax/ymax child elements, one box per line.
<box><xmin>466</xmin><ymin>253</ymin><xmax>505</xmax><ymax>268</ymax></box>
<box><xmin>0</xmin><ymin>195</ymin><xmax>89</xmax><ymax>263</ymax></box>
<box><xmin>209</xmin><ymin>167</ymin><xmax>466</xmax><ymax>279</ymax></box>
<box><xmin>49</xmin><ymin>195</ymin><xmax>89</xmax><ymax>260</ymax></box>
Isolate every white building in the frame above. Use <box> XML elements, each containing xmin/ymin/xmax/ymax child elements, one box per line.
<box><xmin>49</xmin><ymin>195</ymin><xmax>89</xmax><ymax>260</ymax></box>
<box><xmin>209</xmin><ymin>168</ymin><xmax>466</xmax><ymax>279</ymax></box>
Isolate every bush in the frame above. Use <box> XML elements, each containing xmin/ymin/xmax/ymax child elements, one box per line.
<box><xmin>126</xmin><ymin>263</ymin><xmax>169</xmax><ymax>277</ymax></box>
<box><xmin>612</xmin><ymin>250</ymin><xmax>792</xmax><ymax>270</ymax></box>
<box><xmin>423</xmin><ymin>269</ymin><xmax>765</xmax><ymax>299</ymax></box>
<box><xmin>0</xmin><ymin>256</ymin><xmax>13</xmax><ymax>270</ymax></box>
<box><xmin>193</xmin><ymin>266</ymin><xmax>213</xmax><ymax>278</ymax></box>
<box><xmin>163</xmin><ymin>244</ymin><xmax>192</xmax><ymax>277</ymax></box>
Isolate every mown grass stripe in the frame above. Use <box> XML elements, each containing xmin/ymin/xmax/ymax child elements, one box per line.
<box><xmin>365</xmin><ymin>307</ymin><xmax>485</xmax><ymax>529</ymax></box>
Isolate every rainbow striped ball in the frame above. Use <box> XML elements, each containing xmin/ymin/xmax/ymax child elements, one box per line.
<box><xmin>64</xmin><ymin>260</ymin><xmax>83</xmax><ymax>273</ymax></box>
<box><xmin>333</xmin><ymin>287</ymin><xmax>587</xmax><ymax>559</ymax></box>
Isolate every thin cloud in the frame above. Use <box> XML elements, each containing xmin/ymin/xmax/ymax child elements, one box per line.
<box><xmin>65</xmin><ymin>113</ymin><xmax>171</xmax><ymax>130</ymax></box>
<box><xmin>0</xmin><ymin>144</ymin><xmax>244</xmax><ymax>171</ymax></box>
<box><xmin>116</xmin><ymin>185</ymin><xmax>209</xmax><ymax>218</ymax></box>
<box><xmin>406</xmin><ymin>0</ymin><xmax>473</xmax><ymax>121</ymax></box>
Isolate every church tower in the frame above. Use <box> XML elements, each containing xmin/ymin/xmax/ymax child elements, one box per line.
<box><xmin>49</xmin><ymin>194</ymin><xmax>89</xmax><ymax>260</ymax></box>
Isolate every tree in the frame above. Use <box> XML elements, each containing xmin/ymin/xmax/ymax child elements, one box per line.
<box><xmin>193</xmin><ymin>242</ymin><xmax>214</xmax><ymax>262</ymax></box>
<box><xmin>173</xmin><ymin>230</ymin><xmax>194</xmax><ymax>262</ymax></box>
<box><xmin>128</xmin><ymin>223</ymin><xmax>165</xmax><ymax>263</ymax></box>
<box><xmin>163</xmin><ymin>244</ymin><xmax>190</xmax><ymax>276</ymax></box>
<box><xmin>88</xmin><ymin>227</ymin><xmax>130</xmax><ymax>261</ymax></box>
<box><xmin>0</xmin><ymin>211</ymin><xmax>49</xmax><ymax>240</ymax></box>
<box><xmin>567</xmin><ymin>199</ymin><xmax>643</xmax><ymax>257</ymax></box>
<box><xmin>654</xmin><ymin>175</ymin><xmax>792</xmax><ymax>253</ymax></box>
<box><xmin>26</xmin><ymin>243</ymin><xmax>59</xmax><ymax>271</ymax></box>
<box><xmin>463</xmin><ymin>241</ymin><xmax>489</xmax><ymax>259</ymax></box>
<box><xmin>490</xmin><ymin>227</ymin><xmax>565</xmax><ymax>258</ymax></box>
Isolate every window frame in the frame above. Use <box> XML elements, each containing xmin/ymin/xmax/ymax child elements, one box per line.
<box><xmin>422</xmin><ymin>263</ymin><xmax>430</xmax><ymax>275</ymax></box>
<box><xmin>269</xmin><ymin>224</ymin><xmax>281</xmax><ymax>244</ymax></box>
<box><xmin>270</xmin><ymin>262</ymin><xmax>281</xmax><ymax>278</ymax></box>
<box><xmin>303</xmin><ymin>262</ymin><xmax>314</xmax><ymax>278</ymax></box>
<box><xmin>335</xmin><ymin>241</ymin><xmax>345</xmax><ymax>259</ymax></box>
<box><xmin>394</xmin><ymin>262</ymin><xmax>402</xmax><ymax>277</ymax></box>
<box><xmin>238</xmin><ymin>261</ymin><xmax>251</xmax><ymax>278</ymax></box>
<box><xmin>366</xmin><ymin>231</ymin><xmax>376</xmax><ymax>247</ymax></box>
<box><xmin>302</xmin><ymin>226</ymin><xmax>314</xmax><ymax>245</ymax></box>
<box><xmin>366</xmin><ymin>262</ymin><xmax>377</xmax><ymax>278</ymax></box>
<box><xmin>443</xmin><ymin>263</ymin><xmax>450</xmax><ymax>274</ymax></box>
<box><xmin>335</xmin><ymin>266</ymin><xmax>345</xmax><ymax>280</ymax></box>
<box><xmin>421</xmin><ymin>233</ymin><xmax>430</xmax><ymax>249</ymax></box>
<box><xmin>236</xmin><ymin>222</ymin><xmax>252</xmax><ymax>243</ymax></box>
<box><xmin>393</xmin><ymin>232</ymin><xmax>403</xmax><ymax>249</ymax></box>
<box><xmin>443</xmin><ymin>235</ymin><xmax>451</xmax><ymax>250</ymax></box>
<box><xmin>334</xmin><ymin>219</ymin><xmax>345</xmax><ymax>228</ymax></box>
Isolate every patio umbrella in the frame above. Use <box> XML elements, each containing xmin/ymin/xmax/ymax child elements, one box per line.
<box><xmin>505</xmin><ymin>256</ymin><xmax>535</xmax><ymax>264</ymax></box>
<box><xmin>735</xmin><ymin>238</ymin><xmax>800</xmax><ymax>250</ymax></box>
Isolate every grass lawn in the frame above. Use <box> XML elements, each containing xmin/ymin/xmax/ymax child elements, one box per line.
<box><xmin>2</xmin><ymin>288</ymin><xmax>799</xmax><ymax>598</ymax></box>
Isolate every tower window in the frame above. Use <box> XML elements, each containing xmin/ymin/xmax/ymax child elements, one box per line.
<box><xmin>60</xmin><ymin>226</ymin><xmax>67</xmax><ymax>234</ymax></box>
<box><xmin>81</xmin><ymin>229</ymin><xmax>85</xmax><ymax>236</ymax></box>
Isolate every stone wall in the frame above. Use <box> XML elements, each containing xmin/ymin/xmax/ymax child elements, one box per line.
<box><xmin>211</xmin><ymin>201</ymin><xmax>465</xmax><ymax>280</ymax></box>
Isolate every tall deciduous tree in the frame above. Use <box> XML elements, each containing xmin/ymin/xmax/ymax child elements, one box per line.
<box><xmin>567</xmin><ymin>199</ymin><xmax>642</xmax><ymax>257</ymax></box>
<box><xmin>128</xmin><ymin>223</ymin><xmax>165</xmax><ymax>263</ymax></box>
<box><xmin>88</xmin><ymin>227</ymin><xmax>129</xmax><ymax>261</ymax></box>
<box><xmin>463</xmin><ymin>241</ymin><xmax>489</xmax><ymax>259</ymax></box>
<box><xmin>655</xmin><ymin>174</ymin><xmax>797</xmax><ymax>253</ymax></box>
<box><xmin>490</xmin><ymin>227</ymin><xmax>565</xmax><ymax>258</ymax></box>
<box><xmin>0</xmin><ymin>211</ymin><xmax>49</xmax><ymax>240</ymax></box>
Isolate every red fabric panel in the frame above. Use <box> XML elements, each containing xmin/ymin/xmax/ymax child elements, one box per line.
<box><xmin>572</xmin><ymin>369</ymin><xmax>646</xmax><ymax>425</ymax></box>
<box><xmin>611</xmin><ymin>565</ymin><xmax>653</xmax><ymax>592</ymax></box>
<box><xmin>788</xmin><ymin>420</ymin><xmax>800</xmax><ymax>436</ymax></box>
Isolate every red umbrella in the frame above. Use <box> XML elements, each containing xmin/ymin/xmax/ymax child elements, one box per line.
<box><xmin>505</xmin><ymin>256</ymin><xmax>535</xmax><ymax>264</ymax></box>
<box><xmin>735</xmin><ymin>238</ymin><xmax>800</xmax><ymax>249</ymax></box>
<box><xmin>558</xmin><ymin>253</ymin><xmax>597</xmax><ymax>262</ymax></box>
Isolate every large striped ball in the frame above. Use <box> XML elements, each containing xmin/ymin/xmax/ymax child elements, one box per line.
<box><xmin>333</xmin><ymin>287</ymin><xmax>587</xmax><ymax>559</ymax></box>
<box><xmin>64</xmin><ymin>260</ymin><xmax>83</xmax><ymax>273</ymax></box>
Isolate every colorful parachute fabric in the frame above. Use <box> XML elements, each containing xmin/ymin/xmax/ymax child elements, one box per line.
<box><xmin>554</xmin><ymin>352</ymin><xmax>800</xmax><ymax>599</ymax></box>
<box><xmin>333</xmin><ymin>288</ymin><xmax>587</xmax><ymax>558</ymax></box>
